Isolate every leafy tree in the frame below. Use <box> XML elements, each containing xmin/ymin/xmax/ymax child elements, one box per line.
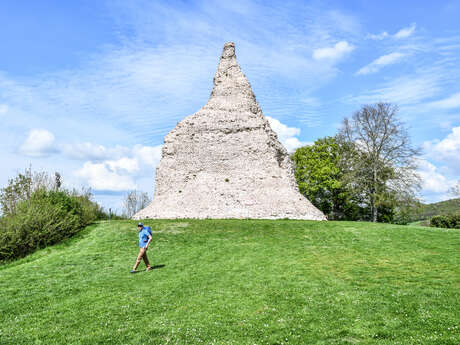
<box><xmin>339</xmin><ymin>103</ymin><xmax>421</xmax><ymax>222</ymax></box>
<box><xmin>292</xmin><ymin>137</ymin><xmax>360</xmax><ymax>220</ymax></box>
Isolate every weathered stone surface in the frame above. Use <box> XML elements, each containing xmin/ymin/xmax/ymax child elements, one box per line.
<box><xmin>134</xmin><ymin>42</ymin><xmax>326</xmax><ymax>220</ymax></box>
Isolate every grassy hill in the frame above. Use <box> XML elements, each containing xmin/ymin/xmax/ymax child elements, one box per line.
<box><xmin>1</xmin><ymin>219</ymin><xmax>459</xmax><ymax>344</ymax></box>
<box><xmin>412</xmin><ymin>198</ymin><xmax>460</xmax><ymax>221</ymax></box>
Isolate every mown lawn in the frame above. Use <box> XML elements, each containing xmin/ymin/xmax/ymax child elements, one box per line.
<box><xmin>0</xmin><ymin>219</ymin><xmax>459</xmax><ymax>344</ymax></box>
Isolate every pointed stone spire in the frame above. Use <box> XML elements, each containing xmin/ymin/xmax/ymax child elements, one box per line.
<box><xmin>134</xmin><ymin>43</ymin><xmax>326</xmax><ymax>220</ymax></box>
<box><xmin>205</xmin><ymin>42</ymin><xmax>260</xmax><ymax>114</ymax></box>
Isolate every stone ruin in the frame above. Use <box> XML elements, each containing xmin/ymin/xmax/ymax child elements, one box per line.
<box><xmin>134</xmin><ymin>42</ymin><xmax>325</xmax><ymax>220</ymax></box>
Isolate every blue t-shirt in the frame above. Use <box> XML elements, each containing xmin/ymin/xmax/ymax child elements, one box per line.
<box><xmin>138</xmin><ymin>228</ymin><xmax>151</xmax><ymax>248</ymax></box>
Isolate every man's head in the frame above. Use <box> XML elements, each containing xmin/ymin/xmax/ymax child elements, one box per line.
<box><xmin>137</xmin><ymin>222</ymin><xmax>144</xmax><ymax>230</ymax></box>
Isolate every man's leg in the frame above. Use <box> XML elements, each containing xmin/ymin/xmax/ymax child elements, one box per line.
<box><xmin>132</xmin><ymin>248</ymin><xmax>145</xmax><ymax>271</ymax></box>
<box><xmin>142</xmin><ymin>249</ymin><xmax>151</xmax><ymax>269</ymax></box>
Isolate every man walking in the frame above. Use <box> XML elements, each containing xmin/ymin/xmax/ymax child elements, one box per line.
<box><xmin>130</xmin><ymin>222</ymin><xmax>152</xmax><ymax>273</ymax></box>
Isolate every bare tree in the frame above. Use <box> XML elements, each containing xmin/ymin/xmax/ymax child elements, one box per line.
<box><xmin>122</xmin><ymin>190</ymin><xmax>151</xmax><ymax>218</ymax></box>
<box><xmin>339</xmin><ymin>103</ymin><xmax>421</xmax><ymax>222</ymax></box>
<box><xmin>449</xmin><ymin>181</ymin><xmax>460</xmax><ymax>197</ymax></box>
<box><xmin>54</xmin><ymin>172</ymin><xmax>62</xmax><ymax>191</ymax></box>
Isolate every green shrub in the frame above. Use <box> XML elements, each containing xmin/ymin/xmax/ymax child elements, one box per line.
<box><xmin>0</xmin><ymin>189</ymin><xmax>106</xmax><ymax>261</ymax></box>
<box><xmin>430</xmin><ymin>214</ymin><xmax>460</xmax><ymax>229</ymax></box>
<box><xmin>72</xmin><ymin>193</ymin><xmax>107</xmax><ymax>225</ymax></box>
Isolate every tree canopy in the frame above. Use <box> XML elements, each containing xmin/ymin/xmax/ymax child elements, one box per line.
<box><xmin>338</xmin><ymin>102</ymin><xmax>421</xmax><ymax>222</ymax></box>
<box><xmin>293</xmin><ymin>102</ymin><xmax>421</xmax><ymax>223</ymax></box>
<box><xmin>292</xmin><ymin>137</ymin><xmax>361</xmax><ymax>220</ymax></box>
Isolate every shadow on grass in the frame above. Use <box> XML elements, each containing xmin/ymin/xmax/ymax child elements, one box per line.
<box><xmin>131</xmin><ymin>264</ymin><xmax>166</xmax><ymax>274</ymax></box>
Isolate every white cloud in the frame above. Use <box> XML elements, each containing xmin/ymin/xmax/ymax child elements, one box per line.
<box><xmin>428</xmin><ymin>92</ymin><xmax>460</xmax><ymax>109</ymax></box>
<box><xmin>419</xmin><ymin>126</ymin><xmax>460</xmax><ymax>202</ymax></box>
<box><xmin>346</xmin><ymin>68</ymin><xmax>443</xmax><ymax>106</ymax></box>
<box><xmin>312</xmin><ymin>41</ymin><xmax>354</xmax><ymax>61</ymax></box>
<box><xmin>62</xmin><ymin>142</ymin><xmax>162</xmax><ymax>166</ymax></box>
<box><xmin>327</xmin><ymin>10</ymin><xmax>361</xmax><ymax>34</ymax></box>
<box><xmin>356</xmin><ymin>52</ymin><xmax>406</xmax><ymax>75</ymax></box>
<box><xmin>72</xmin><ymin>143</ymin><xmax>163</xmax><ymax>191</ymax></box>
<box><xmin>62</xmin><ymin>142</ymin><xmax>131</xmax><ymax>161</ymax></box>
<box><xmin>267</xmin><ymin>116</ymin><xmax>300</xmax><ymax>139</ymax></box>
<box><xmin>0</xmin><ymin>104</ymin><xmax>8</xmax><ymax>114</ymax></box>
<box><xmin>266</xmin><ymin>116</ymin><xmax>310</xmax><ymax>152</ymax></box>
<box><xmin>106</xmin><ymin>157</ymin><xmax>139</xmax><ymax>174</ymax></box>
<box><xmin>368</xmin><ymin>23</ymin><xmax>416</xmax><ymax>40</ymax></box>
<box><xmin>417</xmin><ymin>159</ymin><xmax>456</xmax><ymax>194</ymax></box>
<box><xmin>394</xmin><ymin>23</ymin><xmax>416</xmax><ymax>39</ymax></box>
<box><xmin>0</xmin><ymin>2</ymin><xmax>363</xmax><ymax>151</ymax></box>
<box><xmin>75</xmin><ymin>162</ymin><xmax>137</xmax><ymax>191</ymax></box>
<box><xmin>133</xmin><ymin>144</ymin><xmax>162</xmax><ymax>168</ymax></box>
<box><xmin>19</xmin><ymin>129</ymin><xmax>57</xmax><ymax>157</ymax></box>
<box><xmin>367</xmin><ymin>32</ymin><xmax>389</xmax><ymax>40</ymax></box>
<box><xmin>283</xmin><ymin>137</ymin><xmax>312</xmax><ymax>152</ymax></box>
<box><xmin>423</xmin><ymin>126</ymin><xmax>460</xmax><ymax>174</ymax></box>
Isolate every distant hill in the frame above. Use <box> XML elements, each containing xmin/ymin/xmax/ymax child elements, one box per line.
<box><xmin>412</xmin><ymin>197</ymin><xmax>460</xmax><ymax>220</ymax></box>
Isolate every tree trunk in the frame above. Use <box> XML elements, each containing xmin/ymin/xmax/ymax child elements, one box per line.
<box><xmin>372</xmin><ymin>202</ymin><xmax>377</xmax><ymax>222</ymax></box>
<box><xmin>371</xmin><ymin>165</ymin><xmax>378</xmax><ymax>222</ymax></box>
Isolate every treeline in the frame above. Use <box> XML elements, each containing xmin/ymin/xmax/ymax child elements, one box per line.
<box><xmin>0</xmin><ymin>168</ymin><xmax>108</xmax><ymax>261</ymax></box>
<box><xmin>293</xmin><ymin>102</ymin><xmax>420</xmax><ymax>224</ymax></box>
<box><xmin>427</xmin><ymin>196</ymin><xmax>460</xmax><ymax>228</ymax></box>
<box><xmin>409</xmin><ymin>198</ymin><xmax>460</xmax><ymax>221</ymax></box>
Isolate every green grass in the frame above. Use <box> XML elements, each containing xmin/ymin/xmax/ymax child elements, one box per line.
<box><xmin>407</xmin><ymin>220</ymin><xmax>430</xmax><ymax>227</ymax></box>
<box><xmin>1</xmin><ymin>219</ymin><xmax>459</xmax><ymax>344</ymax></box>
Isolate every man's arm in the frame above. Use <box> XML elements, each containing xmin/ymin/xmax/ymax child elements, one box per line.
<box><xmin>145</xmin><ymin>233</ymin><xmax>152</xmax><ymax>248</ymax></box>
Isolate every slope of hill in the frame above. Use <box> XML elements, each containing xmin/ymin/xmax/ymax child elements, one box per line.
<box><xmin>1</xmin><ymin>220</ymin><xmax>459</xmax><ymax>344</ymax></box>
<box><xmin>413</xmin><ymin>198</ymin><xmax>460</xmax><ymax>221</ymax></box>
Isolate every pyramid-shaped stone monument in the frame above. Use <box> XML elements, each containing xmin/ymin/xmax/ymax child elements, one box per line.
<box><xmin>134</xmin><ymin>42</ymin><xmax>325</xmax><ymax>220</ymax></box>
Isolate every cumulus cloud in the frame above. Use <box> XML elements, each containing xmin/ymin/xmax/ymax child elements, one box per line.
<box><xmin>75</xmin><ymin>162</ymin><xmax>137</xmax><ymax>191</ymax></box>
<box><xmin>0</xmin><ymin>104</ymin><xmax>8</xmax><ymax>114</ymax></box>
<box><xmin>283</xmin><ymin>137</ymin><xmax>311</xmax><ymax>152</ymax></box>
<box><xmin>423</xmin><ymin>126</ymin><xmax>460</xmax><ymax>174</ymax></box>
<box><xmin>356</xmin><ymin>52</ymin><xmax>406</xmax><ymax>75</ymax></box>
<box><xmin>428</xmin><ymin>92</ymin><xmax>460</xmax><ymax>109</ymax></box>
<box><xmin>73</xmin><ymin>143</ymin><xmax>163</xmax><ymax>192</ymax></box>
<box><xmin>417</xmin><ymin>159</ymin><xmax>456</xmax><ymax>194</ymax></box>
<box><xmin>312</xmin><ymin>41</ymin><xmax>354</xmax><ymax>61</ymax></box>
<box><xmin>19</xmin><ymin>129</ymin><xmax>58</xmax><ymax>157</ymax></box>
<box><xmin>266</xmin><ymin>116</ymin><xmax>311</xmax><ymax>152</ymax></box>
<box><xmin>106</xmin><ymin>157</ymin><xmax>140</xmax><ymax>174</ymax></box>
<box><xmin>418</xmin><ymin>126</ymin><xmax>460</xmax><ymax>202</ymax></box>
<box><xmin>132</xmin><ymin>144</ymin><xmax>162</xmax><ymax>168</ymax></box>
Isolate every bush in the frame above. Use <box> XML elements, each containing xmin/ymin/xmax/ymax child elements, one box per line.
<box><xmin>0</xmin><ymin>189</ymin><xmax>106</xmax><ymax>261</ymax></box>
<box><xmin>430</xmin><ymin>214</ymin><xmax>460</xmax><ymax>229</ymax></box>
<box><xmin>71</xmin><ymin>189</ymin><xmax>107</xmax><ymax>224</ymax></box>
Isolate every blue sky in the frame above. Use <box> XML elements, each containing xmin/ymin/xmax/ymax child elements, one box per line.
<box><xmin>1</xmin><ymin>0</ymin><xmax>460</xmax><ymax>213</ymax></box>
